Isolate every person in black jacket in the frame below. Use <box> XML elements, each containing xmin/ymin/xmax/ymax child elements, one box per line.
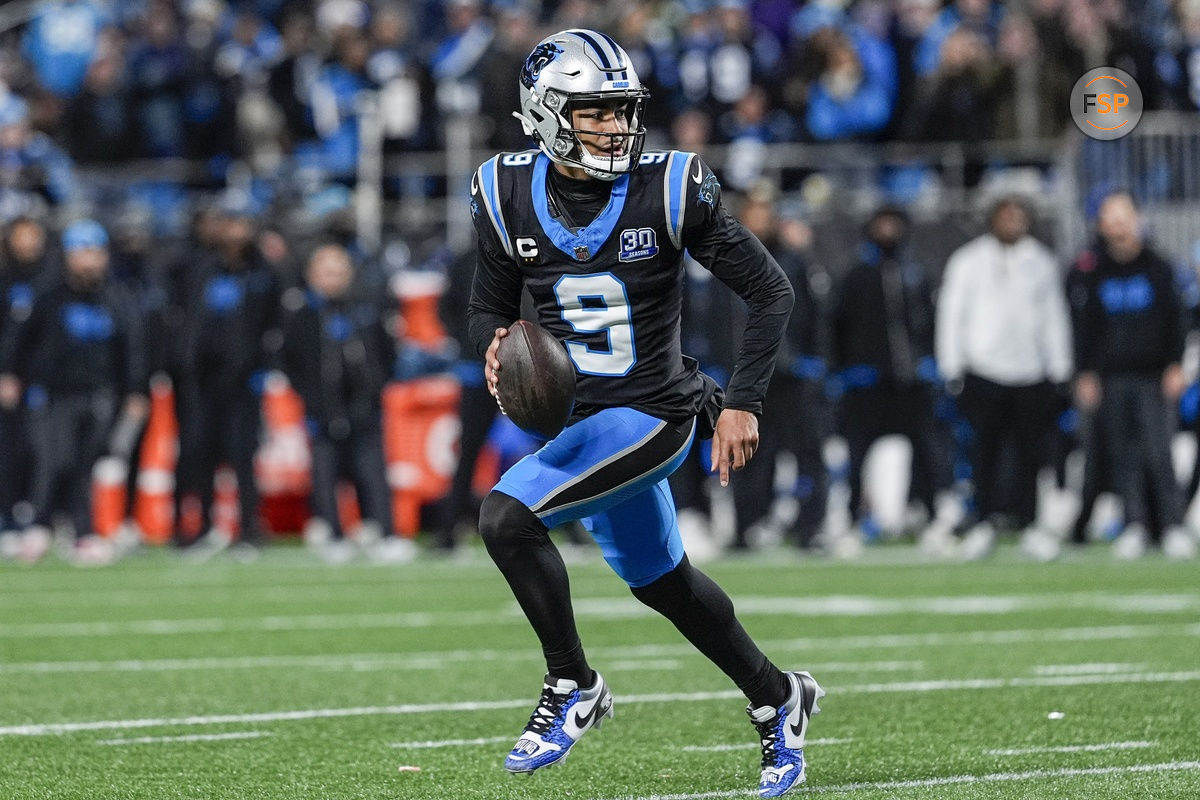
<box><xmin>0</xmin><ymin>220</ymin><xmax>146</xmax><ymax>564</ymax></box>
<box><xmin>829</xmin><ymin>205</ymin><xmax>951</xmax><ymax>554</ymax></box>
<box><xmin>173</xmin><ymin>198</ymin><xmax>279</xmax><ymax>554</ymax></box>
<box><xmin>280</xmin><ymin>243</ymin><xmax>413</xmax><ymax>564</ymax></box>
<box><xmin>1072</xmin><ymin>191</ymin><xmax>1196</xmax><ymax>560</ymax></box>
<box><xmin>731</xmin><ymin>190</ymin><xmax>830</xmax><ymax>550</ymax></box>
<box><xmin>0</xmin><ymin>216</ymin><xmax>56</xmax><ymax>545</ymax></box>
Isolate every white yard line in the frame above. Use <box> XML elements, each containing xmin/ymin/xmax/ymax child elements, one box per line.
<box><xmin>96</xmin><ymin>731</ymin><xmax>272</xmax><ymax>746</ymax></box>
<box><xmin>1032</xmin><ymin>663</ymin><xmax>1148</xmax><ymax>676</ymax></box>
<box><xmin>0</xmin><ymin>652</ymin><xmax>923</xmax><ymax>677</ymax></box>
<box><xmin>682</xmin><ymin>738</ymin><xmax>854</xmax><ymax>752</ymax></box>
<box><xmin>4</xmin><ymin>670</ymin><xmax>1200</xmax><ymax>737</ymax></box>
<box><xmin>390</xmin><ymin>735</ymin><xmax>513</xmax><ymax>749</ymax></box>
<box><xmin>3</xmin><ymin>593</ymin><xmax>1198</xmax><ymax>638</ymax></box>
<box><xmin>594</xmin><ymin>762</ymin><xmax>1200</xmax><ymax>799</ymax></box>
<box><xmin>985</xmin><ymin>741</ymin><xmax>1155</xmax><ymax>756</ymax></box>
<box><xmin>605</xmin><ymin>659</ymin><xmax>685</xmax><ymax>671</ymax></box>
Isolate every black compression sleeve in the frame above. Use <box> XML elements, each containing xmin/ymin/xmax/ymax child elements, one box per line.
<box><xmin>687</xmin><ymin>207</ymin><xmax>794</xmax><ymax>414</ymax></box>
<box><xmin>466</xmin><ymin>237</ymin><xmax>523</xmax><ymax>360</ymax></box>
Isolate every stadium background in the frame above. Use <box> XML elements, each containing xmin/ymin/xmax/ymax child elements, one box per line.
<box><xmin>3</xmin><ymin>3</ymin><xmax>1200</xmax><ymax>800</ymax></box>
<box><xmin>0</xmin><ymin>0</ymin><xmax>1197</xmax><ymax>547</ymax></box>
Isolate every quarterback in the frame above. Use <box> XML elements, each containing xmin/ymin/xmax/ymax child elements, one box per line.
<box><xmin>466</xmin><ymin>29</ymin><xmax>823</xmax><ymax>797</ymax></box>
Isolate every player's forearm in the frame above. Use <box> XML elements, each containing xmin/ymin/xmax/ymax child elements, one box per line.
<box><xmin>466</xmin><ymin>245</ymin><xmax>523</xmax><ymax>360</ymax></box>
<box><xmin>724</xmin><ymin>274</ymin><xmax>794</xmax><ymax>413</ymax></box>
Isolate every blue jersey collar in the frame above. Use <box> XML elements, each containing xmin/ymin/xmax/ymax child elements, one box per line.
<box><xmin>532</xmin><ymin>153</ymin><xmax>629</xmax><ymax>261</ymax></box>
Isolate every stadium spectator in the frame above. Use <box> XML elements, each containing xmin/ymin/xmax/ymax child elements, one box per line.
<box><xmin>268</xmin><ymin>7</ymin><xmax>321</xmax><ymax>148</ymax></box>
<box><xmin>0</xmin><ymin>93</ymin><xmax>77</xmax><ymax>213</ymax></box>
<box><xmin>731</xmin><ymin>186</ymin><xmax>830</xmax><ymax>551</ymax></box>
<box><xmin>0</xmin><ymin>216</ymin><xmax>54</xmax><ymax>548</ymax></box>
<box><xmin>430</xmin><ymin>0</ymin><xmax>493</xmax><ymax>116</ymax></box>
<box><xmin>936</xmin><ymin>197</ymin><xmax>1073</xmax><ymax>561</ymax></box>
<box><xmin>280</xmin><ymin>242</ymin><xmax>413</xmax><ymax>564</ymax></box>
<box><xmin>177</xmin><ymin>0</ymin><xmax>238</xmax><ymax>162</ymax></box>
<box><xmin>21</xmin><ymin>0</ymin><xmax>113</xmax><ymax>98</ymax></box>
<box><xmin>432</xmin><ymin>246</ymin><xmax>495</xmax><ymax>551</ymax></box>
<box><xmin>902</xmin><ymin>27</ymin><xmax>1000</xmax><ymax>143</ymax></box>
<box><xmin>63</xmin><ymin>49</ymin><xmax>134</xmax><ymax>163</ymax></box>
<box><xmin>912</xmin><ymin>0</ymin><xmax>1005</xmax><ymax>78</ymax></box>
<box><xmin>717</xmin><ymin>84</ymin><xmax>795</xmax><ymax>190</ymax></box>
<box><xmin>829</xmin><ymin>205</ymin><xmax>953</xmax><ymax>554</ymax></box>
<box><xmin>477</xmin><ymin>1</ymin><xmax>540</xmax><ymax>151</ymax></box>
<box><xmin>173</xmin><ymin>195</ymin><xmax>280</xmax><ymax>555</ymax></box>
<box><xmin>803</xmin><ymin>26</ymin><xmax>897</xmax><ymax>141</ymax></box>
<box><xmin>614</xmin><ymin>0</ymin><xmax>683</xmax><ymax>126</ymax></box>
<box><xmin>0</xmin><ymin>219</ymin><xmax>146</xmax><ymax>565</ymax></box>
<box><xmin>1071</xmin><ymin>191</ymin><xmax>1196</xmax><ymax>559</ymax></box>
<box><xmin>367</xmin><ymin>1</ymin><xmax>431</xmax><ymax>151</ymax></box>
<box><xmin>669</xmin><ymin>248</ymin><xmax>744</xmax><ymax>559</ymax></box>
<box><xmin>1173</xmin><ymin>0</ymin><xmax>1200</xmax><ymax>110</ymax></box>
<box><xmin>307</xmin><ymin>26</ymin><xmax>375</xmax><ymax>176</ymax></box>
<box><xmin>128</xmin><ymin>2</ymin><xmax>191</xmax><ymax>158</ymax></box>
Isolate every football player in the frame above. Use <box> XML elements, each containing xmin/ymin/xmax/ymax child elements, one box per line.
<box><xmin>467</xmin><ymin>30</ymin><xmax>823</xmax><ymax>797</ymax></box>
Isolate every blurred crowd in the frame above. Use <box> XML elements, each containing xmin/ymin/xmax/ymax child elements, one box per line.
<box><xmin>1</xmin><ymin>0</ymin><xmax>1200</xmax><ymax>220</ymax></box>
<box><xmin>1</xmin><ymin>0</ymin><xmax>1199</xmax><ymax>567</ymax></box>
<box><xmin>1</xmin><ymin>183</ymin><xmax>1199</xmax><ymax>566</ymax></box>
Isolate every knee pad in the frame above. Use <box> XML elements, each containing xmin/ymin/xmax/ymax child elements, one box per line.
<box><xmin>478</xmin><ymin>490</ymin><xmax>547</xmax><ymax>551</ymax></box>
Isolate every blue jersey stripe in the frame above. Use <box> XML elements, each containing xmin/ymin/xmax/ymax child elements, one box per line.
<box><xmin>479</xmin><ymin>156</ymin><xmax>511</xmax><ymax>254</ymax></box>
<box><xmin>665</xmin><ymin>151</ymin><xmax>692</xmax><ymax>248</ymax></box>
<box><xmin>532</xmin><ymin>153</ymin><xmax>629</xmax><ymax>261</ymax></box>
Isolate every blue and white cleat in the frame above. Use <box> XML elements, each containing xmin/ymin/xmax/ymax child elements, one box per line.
<box><xmin>503</xmin><ymin>672</ymin><xmax>613</xmax><ymax>774</ymax></box>
<box><xmin>747</xmin><ymin>670</ymin><xmax>824</xmax><ymax>797</ymax></box>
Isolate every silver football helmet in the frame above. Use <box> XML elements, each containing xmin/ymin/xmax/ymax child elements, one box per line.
<box><xmin>514</xmin><ymin>29</ymin><xmax>649</xmax><ymax>181</ymax></box>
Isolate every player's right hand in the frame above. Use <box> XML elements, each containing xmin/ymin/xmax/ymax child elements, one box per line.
<box><xmin>485</xmin><ymin>327</ymin><xmax>509</xmax><ymax>407</ymax></box>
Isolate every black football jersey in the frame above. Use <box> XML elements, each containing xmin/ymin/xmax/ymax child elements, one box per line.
<box><xmin>467</xmin><ymin>149</ymin><xmax>792</xmax><ymax>424</ymax></box>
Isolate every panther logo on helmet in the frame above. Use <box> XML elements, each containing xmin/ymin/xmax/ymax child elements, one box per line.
<box><xmin>521</xmin><ymin>42</ymin><xmax>564</xmax><ymax>90</ymax></box>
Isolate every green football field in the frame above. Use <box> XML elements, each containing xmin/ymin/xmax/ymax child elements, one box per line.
<box><xmin>1</xmin><ymin>542</ymin><xmax>1198</xmax><ymax>800</ymax></box>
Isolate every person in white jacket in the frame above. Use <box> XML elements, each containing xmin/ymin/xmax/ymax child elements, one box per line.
<box><xmin>936</xmin><ymin>197</ymin><xmax>1073</xmax><ymax>560</ymax></box>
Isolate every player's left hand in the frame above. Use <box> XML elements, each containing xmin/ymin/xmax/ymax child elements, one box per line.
<box><xmin>710</xmin><ymin>409</ymin><xmax>759</xmax><ymax>488</ymax></box>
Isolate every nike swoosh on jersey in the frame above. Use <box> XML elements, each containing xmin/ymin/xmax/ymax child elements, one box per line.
<box><xmin>691</xmin><ymin>159</ymin><xmax>703</xmax><ymax>184</ymax></box>
<box><xmin>471</xmin><ymin>171</ymin><xmax>479</xmax><ymax>195</ymax></box>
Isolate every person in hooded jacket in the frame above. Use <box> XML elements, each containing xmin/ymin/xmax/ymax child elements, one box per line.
<box><xmin>279</xmin><ymin>243</ymin><xmax>414</xmax><ymax>564</ymax></box>
<box><xmin>829</xmin><ymin>205</ymin><xmax>953</xmax><ymax>553</ymax></box>
<box><xmin>0</xmin><ymin>219</ymin><xmax>145</xmax><ymax>564</ymax></box>
<box><xmin>0</xmin><ymin>216</ymin><xmax>56</xmax><ymax>543</ymax></box>
<box><xmin>173</xmin><ymin>197</ymin><xmax>279</xmax><ymax>553</ymax></box>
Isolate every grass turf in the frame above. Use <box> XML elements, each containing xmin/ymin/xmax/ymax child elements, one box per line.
<box><xmin>1</xmin><ymin>542</ymin><xmax>1198</xmax><ymax>799</ymax></box>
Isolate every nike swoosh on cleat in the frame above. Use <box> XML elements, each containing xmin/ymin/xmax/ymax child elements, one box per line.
<box><xmin>573</xmin><ymin>696</ymin><xmax>609</xmax><ymax>730</ymax></box>
<box><xmin>691</xmin><ymin>159</ymin><xmax>703</xmax><ymax>184</ymax></box>
<box><xmin>789</xmin><ymin>680</ymin><xmax>809</xmax><ymax>738</ymax></box>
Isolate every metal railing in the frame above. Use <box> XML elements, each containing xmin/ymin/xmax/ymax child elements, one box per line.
<box><xmin>43</xmin><ymin>104</ymin><xmax>1200</xmax><ymax>272</ymax></box>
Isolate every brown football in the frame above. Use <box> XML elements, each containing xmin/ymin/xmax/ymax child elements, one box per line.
<box><xmin>495</xmin><ymin>319</ymin><xmax>576</xmax><ymax>439</ymax></box>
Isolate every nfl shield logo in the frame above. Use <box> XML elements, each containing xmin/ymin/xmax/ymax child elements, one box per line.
<box><xmin>573</xmin><ymin>245</ymin><xmax>590</xmax><ymax>261</ymax></box>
